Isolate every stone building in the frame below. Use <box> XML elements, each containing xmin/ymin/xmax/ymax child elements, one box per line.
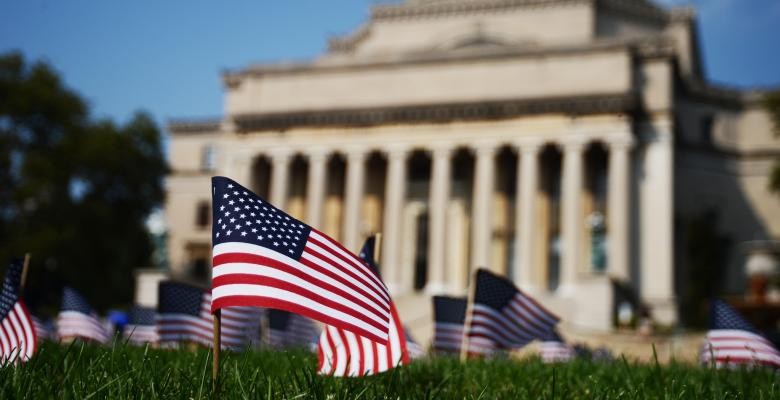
<box><xmin>165</xmin><ymin>0</ymin><xmax>780</xmax><ymax>343</ymax></box>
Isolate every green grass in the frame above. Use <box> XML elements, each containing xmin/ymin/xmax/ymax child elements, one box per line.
<box><xmin>1</xmin><ymin>342</ymin><xmax>778</xmax><ymax>399</ymax></box>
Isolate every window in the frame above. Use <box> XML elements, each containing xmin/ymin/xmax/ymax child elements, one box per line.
<box><xmin>700</xmin><ymin>116</ymin><xmax>714</xmax><ymax>146</ymax></box>
<box><xmin>201</xmin><ymin>144</ymin><xmax>217</xmax><ymax>171</ymax></box>
<box><xmin>195</xmin><ymin>201</ymin><xmax>210</xmax><ymax>228</ymax></box>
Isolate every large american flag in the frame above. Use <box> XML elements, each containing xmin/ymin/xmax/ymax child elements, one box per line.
<box><xmin>57</xmin><ymin>287</ymin><xmax>110</xmax><ymax>343</ymax></box>
<box><xmin>267</xmin><ymin>309</ymin><xmax>320</xmax><ymax>349</ymax></box>
<box><xmin>0</xmin><ymin>260</ymin><xmax>37</xmax><ymax>363</ymax></box>
<box><xmin>699</xmin><ymin>299</ymin><xmax>780</xmax><ymax>369</ymax></box>
<box><xmin>157</xmin><ymin>281</ymin><xmax>262</xmax><ymax>350</ymax></box>
<box><xmin>539</xmin><ymin>330</ymin><xmax>574</xmax><ymax>363</ymax></box>
<box><xmin>432</xmin><ymin>296</ymin><xmax>467</xmax><ymax>354</ymax></box>
<box><xmin>466</xmin><ymin>269</ymin><xmax>559</xmax><ymax>355</ymax></box>
<box><xmin>210</xmin><ymin>177</ymin><xmax>392</xmax><ymax>344</ymax></box>
<box><xmin>123</xmin><ymin>306</ymin><xmax>159</xmax><ymax>345</ymax></box>
<box><xmin>317</xmin><ymin>236</ymin><xmax>410</xmax><ymax>377</ymax></box>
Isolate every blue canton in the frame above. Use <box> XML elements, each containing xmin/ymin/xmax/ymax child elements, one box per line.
<box><xmin>158</xmin><ymin>281</ymin><xmax>203</xmax><ymax>316</ymax></box>
<box><xmin>212</xmin><ymin>176</ymin><xmax>311</xmax><ymax>260</ymax></box>
<box><xmin>61</xmin><ymin>287</ymin><xmax>94</xmax><ymax>314</ymax></box>
<box><xmin>0</xmin><ymin>260</ymin><xmax>23</xmax><ymax>319</ymax></box>
<box><xmin>711</xmin><ymin>299</ymin><xmax>757</xmax><ymax>332</ymax></box>
<box><xmin>129</xmin><ymin>306</ymin><xmax>156</xmax><ymax>326</ymax></box>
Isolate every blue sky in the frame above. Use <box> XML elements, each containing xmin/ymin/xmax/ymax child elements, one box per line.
<box><xmin>1</xmin><ymin>0</ymin><xmax>778</xmax><ymax>127</ymax></box>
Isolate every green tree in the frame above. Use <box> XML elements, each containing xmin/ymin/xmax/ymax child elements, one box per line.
<box><xmin>0</xmin><ymin>52</ymin><xmax>167</xmax><ymax>312</ymax></box>
<box><xmin>765</xmin><ymin>90</ymin><xmax>780</xmax><ymax>193</ymax></box>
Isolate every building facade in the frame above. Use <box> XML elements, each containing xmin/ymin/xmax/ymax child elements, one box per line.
<box><xmin>166</xmin><ymin>0</ymin><xmax>780</xmax><ymax>343</ymax></box>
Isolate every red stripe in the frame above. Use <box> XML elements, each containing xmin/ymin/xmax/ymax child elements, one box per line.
<box><xmin>309</xmin><ymin>228</ymin><xmax>387</xmax><ymax>293</ymax></box>
<box><xmin>390</xmin><ymin>304</ymin><xmax>410</xmax><ymax>366</ymax></box>
<box><xmin>0</xmin><ymin>319</ymin><xmax>11</xmax><ymax>356</ymax></box>
<box><xmin>357</xmin><ymin>333</ymin><xmax>365</xmax><ymax>377</ymax></box>
<box><xmin>16</xmin><ymin>302</ymin><xmax>37</xmax><ymax>359</ymax></box>
<box><xmin>504</xmin><ymin>303</ymin><xmax>550</xmax><ymax>338</ymax></box>
<box><xmin>317</xmin><ymin>340</ymin><xmax>325</xmax><ymax>372</ymax></box>
<box><xmin>515</xmin><ymin>294</ymin><xmax>559</xmax><ymax>325</ymax></box>
<box><xmin>337</xmin><ymin>329</ymin><xmax>353</xmax><ymax>376</ymax></box>
<box><xmin>212</xmin><ymin>275</ymin><xmax>387</xmax><ymax>335</ymax></box>
<box><xmin>372</xmin><ymin>340</ymin><xmax>379</xmax><ymax>376</ymax></box>
<box><xmin>213</xmin><ymin>295</ymin><xmax>387</xmax><ymax>344</ymax></box>
<box><xmin>213</xmin><ymin>253</ymin><xmax>389</xmax><ymax>319</ymax></box>
<box><xmin>300</xmin><ymin>248</ymin><xmax>389</xmax><ymax>314</ymax></box>
<box><xmin>326</xmin><ymin>328</ymin><xmax>338</xmax><ymax>375</ymax></box>
<box><xmin>304</xmin><ymin>240</ymin><xmax>387</xmax><ymax>304</ymax></box>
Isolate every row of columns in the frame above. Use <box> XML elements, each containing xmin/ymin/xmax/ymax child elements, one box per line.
<box><xmin>262</xmin><ymin>136</ymin><xmax>634</xmax><ymax>296</ymax></box>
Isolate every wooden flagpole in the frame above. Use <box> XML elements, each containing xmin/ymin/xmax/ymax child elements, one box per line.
<box><xmin>373</xmin><ymin>233</ymin><xmax>382</xmax><ymax>267</ymax></box>
<box><xmin>20</xmin><ymin>253</ymin><xmax>31</xmax><ymax>290</ymax></box>
<box><xmin>459</xmin><ymin>268</ymin><xmax>478</xmax><ymax>361</ymax></box>
<box><xmin>212</xmin><ymin>308</ymin><xmax>221</xmax><ymax>389</ymax></box>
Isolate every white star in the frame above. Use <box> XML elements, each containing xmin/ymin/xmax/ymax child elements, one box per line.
<box><xmin>227</xmin><ymin>184</ymin><xmax>233</xmax><ymax>189</ymax></box>
<box><xmin>216</xmin><ymin>232</ymin><xmax>220</xmax><ymax>237</ymax></box>
<box><xmin>283</xmin><ymin>241</ymin><xmax>288</xmax><ymax>246</ymax></box>
<box><xmin>230</xmin><ymin>218</ymin><xmax>236</xmax><ymax>223</ymax></box>
<box><xmin>251</xmin><ymin>228</ymin><xmax>257</xmax><ymax>233</ymax></box>
<box><xmin>243</xmin><ymin>191</ymin><xmax>248</xmax><ymax>195</ymax></box>
<box><xmin>222</xmin><ymin>224</ymin><xmax>227</xmax><ymax>229</ymax></box>
<box><xmin>233</xmin><ymin>191</ymin><xmax>239</xmax><ymax>195</ymax></box>
<box><xmin>277</xmin><ymin>234</ymin><xmax>282</xmax><ymax>238</ymax></box>
<box><xmin>228</xmin><ymin>200</ymin><xmax>235</xmax><ymax>205</ymax></box>
<box><xmin>239</xmin><ymin>198</ymin><xmax>245</xmax><ymax>202</ymax></box>
<box><xmin>227</xmin><ymin>230</ymin><xmax>232</xmax><ymax>235</ymax></box>
<box><xmin>241</xmin><ymin>231</ymin><xmax>247</xmax><ymax>236</ymax></box>
<box><xmin>235</xmin><ymin>224</ymin><xmax>241</xmax><ymax>229</ymax></box>
<box><xmin>246</xmin><ymin>221</ymin><xmax>252</xmax><ymax>226</ymax></box>
<box><xmin>295</xmin><ymin>236</ymin><xmax>300</xmax><ymax>240</ymax></box>
<box><xmin>273</xmin><ymin>242</ymin><xmax>279</xmax><ymax>246</ymax></box>
<box><xmin>271</xmin><ymin>227</ymin><xmax>277</xmax><ymax>231</ymax></box>
<box><xmin>240</xmin><ymin>214</ymin><xmax>246</xmax><ymax>219</ymax></box>
<box><xmin>285</xmin><ymin>216</ymin><xmax>290</xmax><ymax>221</ymax></box>
<box><xmin>257</xmin><ymin>236</ymin><xmax>263</xmax><ymax>240</ymax></box>
<box><xmin>286</xmin><ymin>235</ymin><xmax>291</xmax><ymax>239</ymax></box>
<box><xmin>220</xmin><ymin>205</ymin><xmax>225</xmax><ymax>211</ymax></box>
<box><xmin>225</xmin><ymin>211</ymin><xmax>230</xmax><ymax>216</ymax></box>
<box><xmin>250</xmin><ymin>213</ymin><xmax>255</xmax><ymax>217</ymax></box>
<box><xmin>288</xmin><ymin>249</ymin><xmax>294</xmax><ymax>254</ymax></box>
<box><xmin>244</xmin><ymin>205</ymin><xmax>250</xmax><ymax>209</ymax></box>
<box><xmin>217</xmin><ymin>219</ymin><xmax>222</xmax><ymax>224</ymax></box>
<box><xmin>249</xmin><ymin>198</ymin><xmax>254</xmax><ymax>203</ymax></box>
<box><xmin>262</xmin><ymin>227</ymin><xmax>268</xmax><ymax>231</ymax></box>
<box><xmin>223</xmin><ymin>194</ymin><xmax>229</xmax><ymax>199</ymax></box>
<box><xmin>254</xmin><ymin>205</ymin><xmax>259</xmax><ymax>209</ymax></box>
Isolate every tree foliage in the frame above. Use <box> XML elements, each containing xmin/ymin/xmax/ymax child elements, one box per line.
<box><xmin>0</xmin><ymin>51</ymin><xmax>167</xmax><ymax>312</ymax></box>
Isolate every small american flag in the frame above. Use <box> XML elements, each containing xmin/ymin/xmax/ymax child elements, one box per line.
<box><xmin>466</xmin><ymin>269</ymin><xmax>559</xmax><ymax>355</ymax></box>
<box><xmin>157</xmin><ymin>281</ymin><xmax>262</xmax><ymax>350</ymax></box>
<box><xmin>432</xmin><ymin>296</ymin><xmax>467</xmax><ymax>354</ymax></box>
<box><xmin>700</xmin><ymin>299</ymin><xmax>780</xmax><ymax>369</ymax></box>
<box><xmin>404</xmin><ymin>327</ymin><xmax>425</xmax><ymax>359</ymax></box>
<box><xmin>210</xmin><ymin>177</ymin><xmax>391</xmax><ymax>344</ymax></box>
<box><xmin>57</xmin><ymin>287</ymin><xmax>110</xmax><ymax>343</ymax></box>
<box><xmin>123</xmin><ymin>306</ymin><xmax>159</xmax><ymax>345</ymax></box>
<box><xmin>317</xmin><ymin>236</ymin><xmax>410</xmax><ymax>377</ymax></box>
<box><xmin>0</xmin><ymin>260</ymin><xmax>37</xmax><ymax>363</ymax></box>
<box><xmin>31</xmin><ymin>316</ymin><xmax>53</xmax><ymax>342</ymax></box>
<box><xmin>267</xmin><ymin>309</ymin><xmax>320</xmax><ymax>349</ymax></box>
<box><xmin>539</xmin><ymin>330</ymin><xmax>574</xmax><ymax>363</ymax></box>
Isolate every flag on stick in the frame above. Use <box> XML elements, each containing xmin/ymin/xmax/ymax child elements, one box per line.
<box><xmin>700</xmin><ymin>299</ymin><xmax>780</xmax><ymax>369</ymax></box>
<box><xmin>210</xmin><ymin>177</ymin><xmax>392</xmax><ymax>344</ymax></box>
<box><xmin>267</xmin><ymin>309</ymin><xmax>319</xmax><ymax>349</ymax></box>
<box><xmin>31</xmin><ymin>316</ymin><xmax>54</xmax><ymax>342</ymax></box>
<box><xmin>0</xmin><ymin>260</ymin><xmax>37</xmax><ymax>363</ymax></box>
<box><xmin>539</xmin><ymin>330</ymin><xmax>574</xmax><ymax>363</ymax></box>
<box><xmin>123</xmin><ymin>306</ymin><xmax>159</xmax><ymax>345</ymax></box>
<box><xmin>57</xmin><ymin>287</ymin><xmax>110</xmax><ymax>343</ymax></box>
<box><xmin>465</xmin><ymin>269</ymin><xmax>559</xmax><ymax>355</ymax></box>
<box><xmin>432</xmin><ymin>296</ymin><xmax>467</xmax><ymax>354</ymax></box>
<box><xmin>317</xmin><ymin>235</ymin><xmax>410</xmax><ymax>377</ymax></box>
<box><xmin>157</xmin><ymin>281</ymin><xmax>262</xmax><ymax>350</ymax></box>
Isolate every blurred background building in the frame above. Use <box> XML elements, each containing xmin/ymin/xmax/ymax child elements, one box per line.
<box><xmin>165</xmin><ymin>0</ymin><xmax>780</xmax><ymax>343</ymax></box>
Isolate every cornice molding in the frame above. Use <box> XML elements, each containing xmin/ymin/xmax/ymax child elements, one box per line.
<box><xmin>371</xmin><ymin>0</ymin><xmax>591</xmax><ymax>21</ymax></box>
<box><xmin>168</xmin><ymin>119</ymin><xmax>222</xmax><ymax>134</ymax></box>
<box><xmin>230</xmin><ymin>93</ymin><xmax>637</xmax><ymax>132</ymax></box>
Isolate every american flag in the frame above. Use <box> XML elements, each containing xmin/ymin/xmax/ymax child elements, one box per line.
<box><xmin>317</xmin><ymin>236</ymin><xmax>410</xmax><ymax>377</ymax></box>
<box><xmin>539</xmin><ymin>330</ymin><xmax>574</xmax><ymax>363</ymax></box>
<box><xmin>699</xmin><ymin>299</ymin><xmax>780</xmax><ymax>369</ymax></box>
<box><xmin>432</xmin><ymin>296</ymin><xmax>467</xmax><ymax>354</ymax></box>
<box><xmin>157</xmin><ymin>281</ymin><xmax>262</xmax><ymax>350</ymax></box>
<box><xmin>466</xmin><ymin>269</ymin><xmax>559</xmax><ymax>355</ymax></box>
<box><xmin>210</xmin><ymin>177</ymin><xmax>391</xmax><ymax>344</ymax></box>
<box><xmin>57</xmin><ymin>287</ymin><xmax>110</xmax><ymax>343</ymax></box>
<box><xmin>31</xmin><ymin>315</ymin><xmax>55</xmax><ymax>342</ymax></box>
<box><xmin>404</xmin><ymin>327</ymin><xmax>425</xmax><ymax>359</ymax></box>
<box><xmin>0</xmin><ymin>260</ymin><xmax>37</xmax><ymax>363</ymax></box>
<box><xmin>123</xmin><ymin>306</ymin><xmax>159</xmax><ymax>345</ymax></box>
<box><xmin>267</xmin><ymin>309</ymin><xmax>320</xmax><ymax>349</ymax></box>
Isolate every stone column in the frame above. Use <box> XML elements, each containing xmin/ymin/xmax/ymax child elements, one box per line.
<box><xmin>381</xmin><ymin>147</ymin><xmax>408</xmax><ymax>294</ymax></box>
<box><xmin>560</xmin><ymin>140</ymin><xmax>585</xmax><ymax>294</ymax></box>
<box><xmin>270</xmin><ymin>151</ymin><xmax>292</xmax><ymax>209</ymax></box>
<box><xmin>513</xmin><ymin>141</ymin><xmax>542</xmax><ymax>291</ymax></box>
<box><xmin>342</xmin><ymin>150</ymin><xmax>366</xmax><ymax>252</ymax></box>
<box><xmin>425</xmin><ymin>145</ymin><xmax>452</xmax><ymax>294</ymax></box>
<box><xmin>607</xmin><ymin>137</ymin><xmax>634</xmax><ymax>282</ymax></box>
<box><xmin>640</xmin><ymin>121</ymin><xmax>677</xmax><ymax>325</ymax></box>
<box><xmin>305</xmin><ymin>149</ymin><xmax>329</xmax><ymax>228</ymax></box>
<box><xmin>470</xmin><ymin>144</ymin><xmax>496</xmax><ymax>273</ymax></box>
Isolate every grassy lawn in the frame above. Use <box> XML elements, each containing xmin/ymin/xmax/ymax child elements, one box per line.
<box><xmin>1</xmin><ymin>342</ymin><xmax>777</xmax><ymax>399</ymax></box>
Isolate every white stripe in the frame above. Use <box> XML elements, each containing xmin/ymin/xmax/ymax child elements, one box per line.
<box><xmin>8</xmin><ymin>310</ymin><xmax>28</xmax><ymax>361</ymax></box>
<box><xmin>512</xmin><ymin>294</ymin><xmax>558</xmax><ymax>327</ymax></box>
<box><xmin>376</xmin><ymin>340</ymin><xmax>388</xmax><ymax>372</ymax></box>
<box><xmin>303</xmin><ymin>241</ymin><xmax>389</xmax><ymax>304</ymax></box>
<box><xmin>345</xmin><ymin>330</ymin><xmax>361</xmax><ymax>377</ymax></box>
<box><xmin>331</xmin><ymin>326</ymin><xmax>349</xmax><ymax>376</ymax></box>
<box><xmin>212</xmin><ymin>243</ymin><xmax>388</xmax><ymax>324</ymax></box>
<box><xmin>307</xmin><ymin>231</ymin><xmax>389</xmax><ymax>301</ymax></box>
<box><xmin>212</xmin><ymin>284</ymin><xmax>388</xmax><ymax>342</ymax></box>
<box><xmin>360</xmin><ymin>337</ymin><xmax>375</xmax><ymax>375</ymax></box>
<box><xmin>319</xmin><ymin>329</ymin><xmax>334</xmax><ymax>374</ymax></box>
<box><xmin>213</xmin><ymin>261</ymin><xmax>386</xmax><ymax>328</ymax></box>
<box><xmin>1</xmin><ymin>319</ymin><xmax>18</xmax><ymax>361</ymax></box>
